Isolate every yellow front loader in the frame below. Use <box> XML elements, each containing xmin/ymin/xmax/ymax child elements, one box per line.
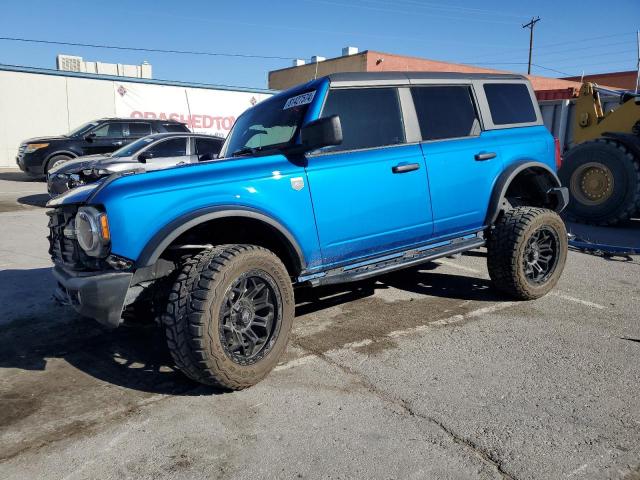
<box><xmin>558</xmin><ymin>82</ymin><xmax>640</xmax><ymax>225</ymax></box>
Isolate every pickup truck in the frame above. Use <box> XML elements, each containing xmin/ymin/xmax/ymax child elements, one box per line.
<box><xmin>47</xmin><ymin>72</ymin><xmax>569</xmax><ymax>390</ymax></box>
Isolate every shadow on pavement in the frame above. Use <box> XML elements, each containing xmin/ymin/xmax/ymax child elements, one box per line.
<box><xmin>0</xmin><ymin>267</ymin><xmax>222</xmax><ymax>396</ymax></box>
<box><xmin>17</xmin><ymin>193</ymin><xmax>49</xmax><ymax>208</ymax></box>
<box><xmin>295</xmin><ymin>261</ymin><xmax>503</xmax><ymax>316</ymax></box>
<box><xmin>0</xmin><ymin>171</ymin><xmax>41</xmax><ymax>182</ymax></box>
<box><xmin>1</xmin><ymin>261</ymin><xmax>501</xmax><ymax>394</ymax></box>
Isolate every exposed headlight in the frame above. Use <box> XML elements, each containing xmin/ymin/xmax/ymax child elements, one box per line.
<box><xmin>81</xmin><ymin>168</ymin><xmax>111</xmax><ymax>176</ymax></box>
<box><xmin>75</xmin><ymin>206</ymin><xmax>110</xmax><ymax>257</ymax></box>
<box><xmin>24</xmin><ymin>143</ymin><xmax>49</xmax><ymax>153</ymax></box>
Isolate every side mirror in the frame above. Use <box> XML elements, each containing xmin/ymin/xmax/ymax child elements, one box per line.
<box><xmin>138</xmin><ymin>152</ymin><xmax>154</xmax><ymax>163</ymax></box>
<box><xmin>84</xmin><ymin>133</ymin><xmax>96</xmax><ymax>143</ymax></box>
<box><xmin>299</xmin><ymin>115</ymin><xmax>342</xmax><ymax>153</ymax></box>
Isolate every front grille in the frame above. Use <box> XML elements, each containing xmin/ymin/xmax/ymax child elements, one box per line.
<box><xmin>47</xmin><ymin>207</ymin><xmax>84</xmax><ymax>270</ymax></box>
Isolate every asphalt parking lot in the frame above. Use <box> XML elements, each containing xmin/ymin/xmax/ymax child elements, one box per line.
<box><xmin>1</xmin><ymin>169</ymin><xmax>639</xmax><ymax>480</ymax></box>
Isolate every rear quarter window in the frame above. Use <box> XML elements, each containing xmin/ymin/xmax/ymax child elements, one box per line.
<box><xmin>483</xmin><ymin>83</ymin><xmax>537</xmax><ymax>125</ymax></box>
<box><xmin>163</xmin><ymin>123</ymin><xmax>190</xmax><ymax>133</ymax></box>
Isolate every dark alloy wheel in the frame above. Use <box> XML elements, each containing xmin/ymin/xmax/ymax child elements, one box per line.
<box><xmin>220</xmin><ymin>270</ymin><xmax>282</xmax><ymax>365</ymax></box>
<box><xmin>163</xmin><ymin>245</ymin><xmax>294</xmax><ymax>390</ymax></box>
<box><xmin>522</xmin><ymin>226</ymin><xmax>560</xmax><ymax>285</ymax></box>
<box><xmin>487</xmin><ymin>206</ymin><xmax>567</xmax><ymax>300</ymax></box>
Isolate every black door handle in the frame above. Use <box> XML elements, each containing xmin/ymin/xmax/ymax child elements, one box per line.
<box><xmin>392</xmin><ymin>162</ymin><xmax>420</xmax><ymax>173</ymax></box>
<box><xmin>475</xmin><ymin>152</ymin><xmax>496</xmax><ymax>161</ymax></box>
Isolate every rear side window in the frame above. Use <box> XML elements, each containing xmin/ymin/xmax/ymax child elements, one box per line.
<box><xmin>128</xmin><ymin>122</ymin><xmax>152</xmax><ymax>136</ymax></box>
<box><xmin>483</xmin><ymin>83</ymin><xmax>537</xmax><ymax>125</ymax></box>
<box><xmin>321</xmin><ymin>88</ymin><xmax>405</xmax><ymax>152</ymax></box>
<box><xmin>92</xmin><ymin>122</ymin><xmax>124</xmax><ymax>138</ymax></box>
<box><xmin>195</xmin><ymin>138</ymin><xmax>223</xmax><ymax>155</ymax></box>
<box><xmin>145</xmin><ymin>138</ymin><xmax>187</xmax><ymax>158</ymax></box>
<box><xmin>411</xmin><ymin>86</ymin><xmax>479</xmax><ymax>140</ymax></box>
<box><xmin>163</xmin><ymin>123</ymin><xmax>190</xmax><ymax>133</ymax></box>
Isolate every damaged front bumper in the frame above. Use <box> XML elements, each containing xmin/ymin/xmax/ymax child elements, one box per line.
<box><xmin>52</xmin><ymin>266</ymin><xmax>132</xmax><ymax>328</ymax></box>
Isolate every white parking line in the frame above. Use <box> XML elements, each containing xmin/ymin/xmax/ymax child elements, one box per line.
<box><xmin>435</xmin><ymin>259</ymin><xmax>482</xmax><ymax>274</ymax></box>
<box><xmin>274</xmin><ymin>354</ymin><xmax>316</xmax><ymax>371</ymax></box>
<box><xmin>388</xmin><ymin>301</ymin><xmax>517</xmax><ymax>337</ymax></box>
<box><xmin>551</xmin><ymin>292</ymin><xmax>606</xmax><ymax>310</ymax></box>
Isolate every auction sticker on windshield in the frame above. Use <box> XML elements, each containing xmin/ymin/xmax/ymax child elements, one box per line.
<box><xmin>283</xmin><ymin>91</ymin><xmax>315</xmax><ymax>110</ymax></box>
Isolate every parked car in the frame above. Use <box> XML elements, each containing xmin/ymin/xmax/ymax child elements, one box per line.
<box><xmin>17</xmin><ymin>118</ymin><xmax>190</xmax><ymax>178</ymax></box>
<box><xmin>47</xmin><ymin>133</ymin><xmax>224</xmax><ymax>197</ymax></box>
<box><xmin>47</xmin><ymin>72</ymin><xmax>568</xmax><ymax>390</ymax></box>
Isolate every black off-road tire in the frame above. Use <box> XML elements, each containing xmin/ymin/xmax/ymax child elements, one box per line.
<box><xmin>162</xmin><ymin>245</ymin><xmax>294</xmax><ymax>390</ymax></box>
<box><xmin>558</xmin><ymin>139</ymin><xmax>640</xmax><ymax>225</ymax></box>
<box><xmin>487</xmin><ymin>207</ymin><xmax>567</xmax><ymax>300</ymax></box>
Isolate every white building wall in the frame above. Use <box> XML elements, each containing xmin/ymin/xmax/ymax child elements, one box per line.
<box><xmin>65</xmin><ymin>76</ymin><xmax>117</xmax><ymax>129</ymax></box>
<box><xmin>0</xmin><ymin>70</ymin><xmax>71</xmax><ymax>168</ymax></box>
<box><xmin>0</xmin><ymin>68</ymin><xmax>272</xmax><ymax>168</ymax></box>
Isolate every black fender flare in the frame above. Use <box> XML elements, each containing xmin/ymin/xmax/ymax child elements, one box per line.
<box><xmin>136</xmin><ymin>206</ymin><xmax>306</xmax><ymax>271</ymax></box>
<box><xmin>485</xmin><ymin>161</ymin><xmax>565</xmax><ymax>225</ymax></box>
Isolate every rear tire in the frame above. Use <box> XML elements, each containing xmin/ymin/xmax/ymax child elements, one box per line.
<box><xmin>559</xmin><ymin>139</ymin><xmax>640</xmax><ymax>225</ymax></box>
<box><xmin>162</xmin><ymin>245</ymin><xmax>294</xmax><ymax>390</ymax></box>
<box><xmin>487</xmin><ymin>207</ymin><xmax>567</xmax><ymax>300</ymax></box>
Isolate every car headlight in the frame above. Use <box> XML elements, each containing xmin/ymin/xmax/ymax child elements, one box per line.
<box><xmin>75</xmin><ymin>206</ymin><xmax>110</xmax><ymax>257</ymax></box>
<box><xmin>24</xmin><ymin>143</ymin><xmax>49</xmax><ymax>153</ymax></box>
<box><xmin>81</xmin><ymin>168</ymin><xmax>111</xmax><ymax>177</ymax></box>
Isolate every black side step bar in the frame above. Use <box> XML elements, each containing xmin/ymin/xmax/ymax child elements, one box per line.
<box><xmin>304</xmin><ymin>236</ymin><xmax>485</xmax><ymax>287</ymax></box>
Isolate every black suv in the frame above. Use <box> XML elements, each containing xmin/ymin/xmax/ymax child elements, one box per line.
<box><xmin>17</xmin><ymin>118</ymin><xmax>190</xmax><ymax>178</ymax></box>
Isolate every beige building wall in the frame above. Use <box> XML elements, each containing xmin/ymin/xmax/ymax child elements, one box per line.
<box><xmin>268</xmin><ymin>52</ymin><xmax>367</xmax><ymax>90</ymax></box>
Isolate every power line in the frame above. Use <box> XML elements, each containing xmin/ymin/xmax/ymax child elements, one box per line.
<box><xmin>464</xmin><ymin>31</ymin><xmax>636</xmax><ymax>64</ymax></box>
<box><xmin>301</xmin><ymin>0</ymin><xmax>517</xmax><ymax>24</ymax></box>
<box><xmin>0</xmin><ymin>36</ymin><xmax>298</xmax><ymax>61</ymax></box>
<box><xmin>353</xmin><ymin>0</ymin><xmax>526</xmax><ymax>19</ymax></box>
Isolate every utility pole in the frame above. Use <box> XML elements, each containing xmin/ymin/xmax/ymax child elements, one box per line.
<box><xmin>635</xmin><ymin>29</ymin><xmax>639</xmax><ymax>93</ymax></box>
<box><xmin>522</xmin><ymin>16</ymin><xmax>541</xmax><ymax>75</ymax></box>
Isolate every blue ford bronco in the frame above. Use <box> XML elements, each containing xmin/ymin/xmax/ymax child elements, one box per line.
<box><xmin>48</xmin><ymin>72</ymin><xmax>569</xmax><ymax>389</ymax></box>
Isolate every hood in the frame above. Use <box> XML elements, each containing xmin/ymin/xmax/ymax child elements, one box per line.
<box><xmin>46</xmin><ymin>181</ymin><xmax>102</xmax><ymax>207</ymax></box>
<box><xmin>22</xmin><ymin>135</ymin><xmax>68</xmax><ymax>144</ymax></box>
<box><xmin>48</xmin><ymin>154</ymin><xmax>138</xmax><ymax>175</ymax></box>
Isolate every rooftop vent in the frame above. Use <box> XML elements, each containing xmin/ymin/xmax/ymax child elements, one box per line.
<box><xmin>342</xmin><ymin>46</ymin><xmax>359</xmax><ymax>56</ymax></box>
<box><xmin>293</xmin><ymin>59</ymin><xmax>306</xmax><ymax>67</ymax></box>
<box><xmin>57</xmin><ymin>54</ymin><xmax>84</xmax><ymax>72</ymax></box>
<box><xmin>311</xmin><ymin>56</ymin><xmax>326</xmax><ymax>63</ymax></box>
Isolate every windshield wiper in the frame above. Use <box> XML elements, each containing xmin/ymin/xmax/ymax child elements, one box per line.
<box><xmin>231</xmin><ymin>146</ymin><xmax>262</xmax><ymax>157</ymax></box>
<box><xmin>231</xmin><ymin>141</ymin><xmax>293</xmax><ymax>158</ymax></box>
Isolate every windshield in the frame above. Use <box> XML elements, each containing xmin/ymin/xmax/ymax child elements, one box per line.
<box><xmin>110</xmin><ymin>136</ymin><xmax>156</xmax><ymax>158</ymax></box>
<box><xmin>67</xmin><ymin>121</ymin><xmax>98</xmax><ymax>137</ymax></box>
<box><xmin>221</xmin><ymin>90</ymin><xmax>316</xmax><ymax>157</ymax></box>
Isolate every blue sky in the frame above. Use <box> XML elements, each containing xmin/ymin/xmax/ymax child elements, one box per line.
<box><xmin>0</xmin><ymin>0</ymin><xmax>638</xmax><ymax>89</ymax></box>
